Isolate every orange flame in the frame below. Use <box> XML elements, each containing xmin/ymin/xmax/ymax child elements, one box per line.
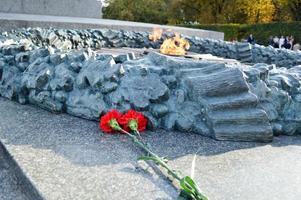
<box><xmin>159</xmin><ymin>33</ymin><xmax>190</xmax><ymax>56</ymax></box>
<box><xmin>149</xmin><ymin>28</ymin><xmax>190</xmax><ymax>56</ymax></box>
<box><xmin>149</xmin><ymin>28</ymin><xmax>163</xmax><ymax>42</ymax></box>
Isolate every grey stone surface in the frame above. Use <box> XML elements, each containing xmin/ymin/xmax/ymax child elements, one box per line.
<box><xmin>0</xmin><ymin>0</ymin><xmax>102</xmax><ymax>18</ymax></box>
<box><xmin>0</xmin><ymin>141</ymin><xmax>44</xmax><ymax>200</ymax></box>
<box><xmin>0</xmin><ymin>39</ymin><xmax>288</xmax><ymax>141</ymax></box>
<box><xmin>245</xmin><ymin>64</ymin><xmax>301</xmax><ymax>136</ymax></box>
<box><xmin>251</xmin><ymin>44</ymin><xmax>301</xmax><ymax>68</ymax></box>
<box><xmin>0</xmin><ymin>27</ymin><xmax>301</xmax><ymax>140</ymax></box>
<box><xmin>0</xmin><ymin>98</ymin><xmax>177</xmax><ymax>200</ymax></box>
<box><xmin>0</xmin><ymin>13</ymin><xmax>224</xmax><ymax>40</ymax></box>
<box><xmin>187</xmin><ymin>37</ymin><xmax>301</xmax><ymax>68</ymax></box>
<box><xmin>236</xmin><ymin>42</ymin><xmax>252</xmax><ymax>63</ymax></box>
<box><xmin>1</xmin><ymin>98</ymin><xmax>301</xmax><ymax>200</ymax></box>
<box><xmin>2</xmin><ymin>26</ymin><xmax>300</xmax><ymax>69</ymax></box>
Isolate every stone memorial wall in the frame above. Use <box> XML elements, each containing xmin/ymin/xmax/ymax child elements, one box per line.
<box><xmin>188</xmin><ymin>37</ymin><xmax>301</xmax><ymax>68</ymax></box>
<box><xmin>2</xmin><ymin>27</ymin><xmax>300</xmax><ymax>68</ymax></box>
<box><xmin>1</xmin><ymin>27</ymin><xmax>301</xmax><ymax>142</ymax></box>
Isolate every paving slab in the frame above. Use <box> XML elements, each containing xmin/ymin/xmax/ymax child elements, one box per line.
<box><xmin>0</xmin><ymin>97</ymin><xmax>301</xmax><ymax>200</ymax></box>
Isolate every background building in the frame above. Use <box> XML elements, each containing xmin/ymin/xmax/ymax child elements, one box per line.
<box><xmin>0</xmin><ymin>0</ymin><xmax>102</xmax><ymax>18</ymax></box>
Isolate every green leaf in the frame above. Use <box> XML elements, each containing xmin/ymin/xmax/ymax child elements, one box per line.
<box><xmin>177</xmin><ymin>195</ymin><xmax>187</xmax><ymax>200</ymax></box>
<box><xmin>180</xmin><ymin>176</ymin><xmax>208</xmax><ymax>200</ymax></box>
<box><xmin>178</xmin><ymin>190</ymin><xmax>193</xmax><ymax>200</ymax></box>
<box><xmin>180</xmin><ymin>176</ymin><xmax>196</xmax><ymax>195</ymax></box>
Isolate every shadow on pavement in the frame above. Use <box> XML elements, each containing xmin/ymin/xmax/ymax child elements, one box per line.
<box><xmin>0</xmin><ymin>97</ymin><xmax>301</xmax><ymax>167</ymax></box>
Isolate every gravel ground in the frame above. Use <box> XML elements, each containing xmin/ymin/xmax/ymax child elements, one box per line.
<box><xmin>0</xmin><ymin>97</ymin><xmax>301</xmax><ymax>200</ymax></box>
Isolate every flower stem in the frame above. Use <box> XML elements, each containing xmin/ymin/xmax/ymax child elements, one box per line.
<box><xmin>120</xmin><ymin>129</ymin><xmax>182</xmax><ymax>181</ymax></box>
<box><xmin>119</xmin><ymin>128</ymin><xmax>208</xmax><ymax>200</ymax></box>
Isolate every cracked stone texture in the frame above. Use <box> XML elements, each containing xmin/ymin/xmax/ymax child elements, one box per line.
<box><xmin>1</xmin><ymin>27</ymin><xmax>301</xmax><ymax>68</ymax></box>
<box><xmin>1</xmin><ymin>98</ymin><xmax>301</xmax><ymax>200</ymax></box>
<box><xmin>0</xmin><ymin>28</ymin><xmax>301</xmax><ymax>141</ymax></box>
<box><xmin>1</xmin><ymin>42</ymin><xmax>301</xmax><ymax>141</ymax></box>
<box><xmin>0</xmin><ymin>46</ymin><xmax>273</xmax><ymax>142</ymax></box>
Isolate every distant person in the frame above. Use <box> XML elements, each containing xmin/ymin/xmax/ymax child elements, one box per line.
<box><xmin>247</xmin><ymin>34</ymin><xmax>255</xmax><ymax>44</ymax></box>
<box><xmin>279</xmin><ymin>36</ymin><xmax>285</xmax><ymax>48</ymax></box>
<box><xmin>289</xmin><ymin>35</ymin><xmax>295</xmax><ymax>50</ymax></box>
<box><xmin>232</xmin><ymin>38</ymin><xmax>238</xmax><ymax>42</ymax></box>
<box><xmin>283</xmin><ymin>36</ymin><xmax>291</xmax><ymax>49</ymax></box>
<box><xmin>268</xmin><ymin>36</ymin><xmax>274</xmax><ymax>46</ymax></box>
<box><xmin>293</xmin><ymin>43</ymin><xmax>301</xmax><ymax>51</ymax></box>
<box><xmin>273</xmin><ymin>36</ymin><xmax>279</xmax><ymax>48</ymax></box>
<box><xmin>229</xmin><ymin>38</ymin><xmax>237</xmax><ymax>42</ymax></box>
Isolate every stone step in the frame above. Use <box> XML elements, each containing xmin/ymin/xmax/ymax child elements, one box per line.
<box><xmin>239</xmin><ymin>55</ymin><xmax>252</xmax><ymax>60</ymax></box>
<box><xmin>186</xmin><ymin>68</ymin><xmax>249</xmax><ymax>98</ymax></box>
<box><xmin>213</xmin><ymin>124</ymin><xmax>273</xmax><ymax>142</ymax></box>
<box><xmin>180</xmin><ymin>63</ymin><xmax>226</xmax><ymax>77</ymax></box>
<box><xmin>236</xmin><ymin>43</ymin><xmax>251</xmax><ymax>50</ymax></box>
<box><xmin>236</xmin><ymin>43</ymin><xmax>253</xmax><ymax>63</ymax></box>
<box><xmin>239</xmin><ymin>52</ymin><xmax>252</xmax><ymax>58</ymax></box>
<box><xmin>237</xmin><ymin>47</ymin><xmax>251</xmax><ymax>53</ymax></box>
<box><xmin>240</xmin><ymin>55</ymin><xmax>252</xmax><ymax>59</ymax></box>
<box><xmin>204</xmin><ymin>92</ymin><xmax>258</xmax><ymax>111</ymax></box>
<box><xmin>208</xmin><ymin>108</ymin><xmax>269</xmax><ymax>125</ymax></box>
<box><xmin>240</xmin><ymin>58</ymin><xmax>253</xmax><ymax>63</ymax></box>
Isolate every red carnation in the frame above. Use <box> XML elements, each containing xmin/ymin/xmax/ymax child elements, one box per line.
<box><xmin>99</xmin><ymin>109</ymin><xmax>122</xmax><ymax>133</ymax></box>
<box><xmin>119</xmin><ymin>110</ymin><xmax>148</xmax><ymax>132</ymax></box>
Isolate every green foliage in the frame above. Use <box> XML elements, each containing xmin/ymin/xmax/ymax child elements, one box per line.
<box><xmin>103</xmin><ymin>0</ymin><xmax>169</xmax><ymax>24</ymax></box>
<box><xmin>288</xmin><ymin>0</ymin><xmax>301</xmax><ymax>20</ymax></box>
<box><xmin>187</xmin><ymin>24</ymin><xmax>241</xmax><ymax>41</ymax></box>
<box><xmin>182</xmin><ymin>22</ymin><xmax>301</xmax><ymax>45</ymax></box>
<box><xmin>103</xmin><ymin>0</ymin><xmax>301</xmax><ymax>46</ymax></box>
<box><xmin>103</xmin><ymin>0</ymin><xmax>301</xmax><ymax>24</ymax></box>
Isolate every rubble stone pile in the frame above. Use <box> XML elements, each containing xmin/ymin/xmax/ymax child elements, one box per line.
<box><xmin>1</xmin><ymin>27</ymin><xmax>301</xmax><ymax>141</ymax></box>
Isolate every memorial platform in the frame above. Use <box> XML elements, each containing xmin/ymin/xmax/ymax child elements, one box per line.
<box><xmin>1</xmin><ymin>98</ymin><xmax>301</xmax><ymax>200</ymax></box>
<box><xmin>0</xmin><ymin>12</ymin><xmax>224</xmax><ymax>40</ymax></box>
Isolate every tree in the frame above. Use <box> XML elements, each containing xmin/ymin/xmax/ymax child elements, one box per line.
<box><xmin>219</xmin><ymin>0</ymin><xmax>248</xmax><ymax>23</ymax></box>
<box><xmin>168</xmin><ymin>0</ymin><xmax>238</xmax><ymax>24</ymax></box>
<box><xmin>288</xmin><ymin>0</ymin><xmax>301</xmax><ymax>20</ymax></box>
<box><xmin>210</xmin><ymin>0</ymin><xmax>227</xmax><ymax>23</ymax></box>
<box><xmin>239</xmin><ymin>0</ymin><xmax>276</xmax><ymax>23</ymax></box>
<box><xmin>103</xmin><ymin>0</ymin><xmax>169</xmax><ymax>24</ymax></box>
<box><xmin>167</xmin><ymin>0</ymin><xmax>210</xmax><ymax>24</ymax></box>
<box><xmin>102</xmin><ymin>0</ymin><xmax>299</xmax><ymax>25</ymax></box>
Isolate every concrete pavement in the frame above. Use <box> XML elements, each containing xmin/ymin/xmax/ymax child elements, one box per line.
<box><xmin>0</xmin><ymin>97</ymin><xmax>301</xmax><ymax>200</ymax></box>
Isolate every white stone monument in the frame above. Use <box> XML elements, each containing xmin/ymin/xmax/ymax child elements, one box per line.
<box><xmin>0</xmin><ymin>0</ymin><xmax>102</xmax><ymax>18</ymax></box>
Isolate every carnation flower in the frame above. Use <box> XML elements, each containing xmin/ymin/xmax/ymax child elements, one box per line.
<box><xmin>118</xmin><ymin>110</ymin><xmax>148</xmax><ymax>132</ymax></box>
<box><xmin>99</xmin><ymin>109</ymin><xmax>122</xmax><ymax>133</ymax></box>
<box><xmin>98</xmin><ymin>109</ymin><xmax>207</xmax><ymax>199</ymax></box>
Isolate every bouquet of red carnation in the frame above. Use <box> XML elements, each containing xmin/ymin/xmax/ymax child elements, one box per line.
<box><xmin>100</xmin><ymin>109</ymin><xmax>208</xmax><ymax>200</ymax></box>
